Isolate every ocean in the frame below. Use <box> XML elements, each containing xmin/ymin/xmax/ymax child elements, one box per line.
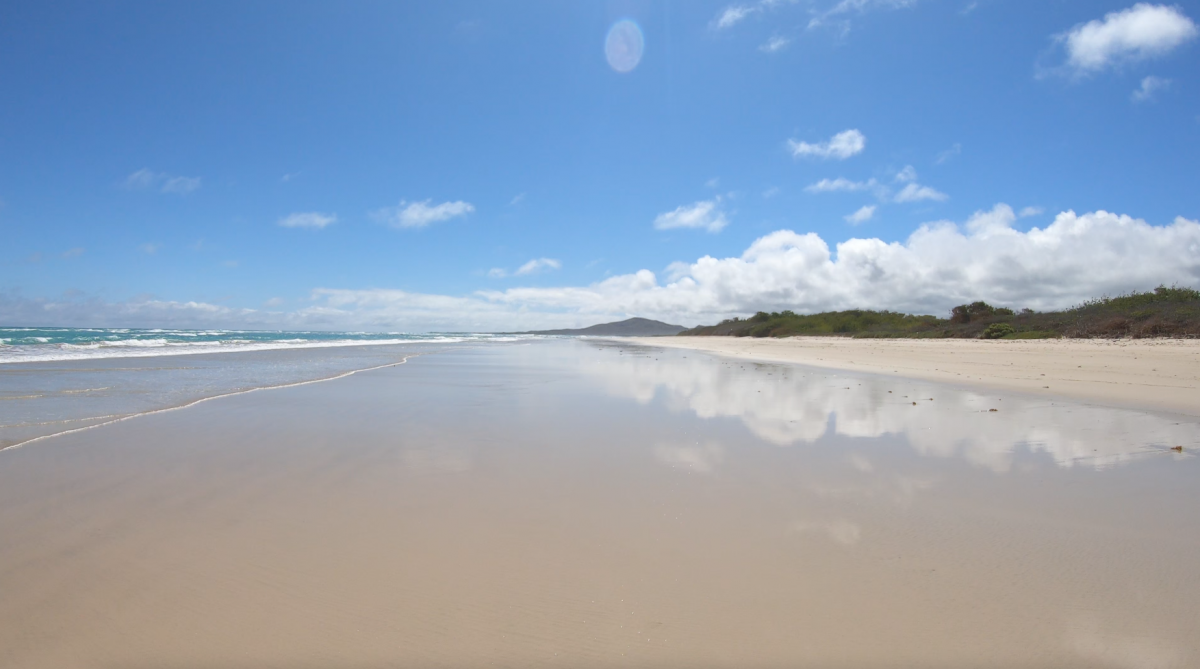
<box><xmin>0</xmin><ymin>328</ymin><xmax>544</xmax><ymax>450</ymax></box>
<box><xmin>0</xmin><ymin>327</ymin><xmax>530</xmax><ymax>364</ymax></box>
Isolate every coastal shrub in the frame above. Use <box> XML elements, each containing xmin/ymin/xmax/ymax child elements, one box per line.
<box><xmin>677</xmin><ymin>284</ymin><xmax>1200</xmax><ymax>339</ymax></box>
<box><xmin>981</xmin><ymin>323</ymin><xmax>1015</xmax><ymax>339</ymax></box>
<box><xmin>950</xmin><ymin>301</ymin><xmax>1005</xmax><ymax>324</ymax></box>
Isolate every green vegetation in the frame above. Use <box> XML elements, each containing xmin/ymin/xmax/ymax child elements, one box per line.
<box><xmin>679</xmin><ymin>285</ymin><xmax>1200</xmax><ymax>339</ymax></box>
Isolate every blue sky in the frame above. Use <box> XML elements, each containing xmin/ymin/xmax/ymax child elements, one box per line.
<box><xmin>2</xmin><ymin>0</ymin><xmax>1199</xmax><ymax>330</ymax></box>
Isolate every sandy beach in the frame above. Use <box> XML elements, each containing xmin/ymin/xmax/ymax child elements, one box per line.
<box><xmin>632</xmin><ymin>336</ymin><xmax>1200</xmax><ymax>416</ymax></box>
<box><xmin>1</xmin><ymin>340</ymin><xmax>1198</xmax><ymax>667</ymax></box>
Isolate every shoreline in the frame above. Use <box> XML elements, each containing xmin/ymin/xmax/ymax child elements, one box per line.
<box><xmin>629</xmin><ymin>336</ymin><xmax>1200</xmax><ymax>417</ymax></box>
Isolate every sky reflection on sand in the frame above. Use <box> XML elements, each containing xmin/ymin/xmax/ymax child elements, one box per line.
<box><xmin>581</xmin><ymin>341</ymin><xmax>1198</xmax><ymax>472</ymax></box>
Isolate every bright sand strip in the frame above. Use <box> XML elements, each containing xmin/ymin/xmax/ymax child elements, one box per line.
<box><xmin>631</xmin><ymin>336</ymin><xmax>1200</xmax><ymax>416</ymax></box>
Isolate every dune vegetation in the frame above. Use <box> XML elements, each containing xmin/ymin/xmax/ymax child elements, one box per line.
<box><xmin>679</xmin><ymin>285</ymin><xmax>1200</xmax><ymax>339</ymax></box>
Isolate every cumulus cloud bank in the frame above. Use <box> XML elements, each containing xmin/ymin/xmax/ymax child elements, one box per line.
<box><xmin>7</xmin><ymin>206</ymin><xmax>1198</xmax><ymax>332</ymax></box>
<box><xmin>1058</xmin><ymin>3</ymin><xmax>1197</xmax><ymax>74</ymax></box>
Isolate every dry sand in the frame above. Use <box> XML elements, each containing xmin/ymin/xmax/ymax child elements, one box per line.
<box><xmin>632</xmin><ymin>336</ymin><xmax>1200</xmax><ymax>416</ymax></box>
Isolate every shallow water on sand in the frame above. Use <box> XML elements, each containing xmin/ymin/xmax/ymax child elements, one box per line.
<box><xmin>0</xmin><ymin>339</ymin><xmax>1197</xmax><ymax>667</ymax></box>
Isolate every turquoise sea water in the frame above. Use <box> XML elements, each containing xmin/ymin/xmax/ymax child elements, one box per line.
<box><xmin>0</xmin><ymin>327</ymin><xmax>527</xmax><ymax>363</ymax></box>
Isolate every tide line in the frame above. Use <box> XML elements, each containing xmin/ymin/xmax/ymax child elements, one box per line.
<box><xmin>0</xmin><ymin>355</ymin><xmax>417</xmax><ymax>454</ymax></box>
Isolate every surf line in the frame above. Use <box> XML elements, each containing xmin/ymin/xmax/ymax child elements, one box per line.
<box><xmin>0</xmin><ymin>355</ymin><xmax>417</xmax><ymax>454</ymax></box>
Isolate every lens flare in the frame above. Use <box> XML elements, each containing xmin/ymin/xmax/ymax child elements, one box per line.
<box><xmin>605</xmin><ymin>19</ymin><xmax>644</xmax><ymax>73</ymax></box>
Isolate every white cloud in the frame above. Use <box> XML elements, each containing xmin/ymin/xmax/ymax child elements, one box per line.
<box><xmin>9</xmin><ymin>207</ymin><xmax>1199</xmax><ymax>333</ymax></box>
<box><xmin>935</xmin><ymin>142</ymin><xmax>962</xmax><ymax>164</ymax></box>
<box><xmin>161</xmin><ymin>176</ymin><xmax>201</xmax><ymax>194</ymax></box>
<box><xmin>1132</xmin><ymin>74</ymin><xmax>1172</xmax><ymax>101</ymax></box>
<box><xmin>808</xmin><ymin>0</ymin><xmax>919</xmax><ymax>31</ymax></box>
<box><xmin>372</xmin><ymin>199</ymin><xmax>475</xmax><ymax>229</ymax></box>
<box><xmin>762</xmin><ymin>186</ymin><xmax>781</xmax><ymax>198</ymax></box>
<box><xmin>1019</xmin><ymin>206</ymin><xmax>1044</xmax><ymax>218</ymax></box>
<box><xmin>805</xmin><ymin>177</ymin><xmax>878</xmax><ymax>193</ymax></box>
<box><xmin>278</xmin><ymin>212</ymin><xmax>337</xmax><ymax>229</ymax></box>
<box><xmin>653</xmin><ymin>198</ymin><xmax>729</xmax><ymax>233</ymax></box>
<box><xmin>844</xmin><ymin>205</ymin><xmax>876</xmax><ymax>225</ymax></box>
<box><xmin>515</xmin><ymin>258</ymin><xmax>562</xmax><ymax>276</ymax></box>
<box><xmin>489</xmin><ymin>258</ymin><xmax>562</xmax><ymax>278</ymax></box>
<box><xmin>475</xmin><ymin>206</ymin><xmax>1200</xmax><ymax>324</ymax></box>
<box><xmin>1058</xmin><ymin>3</ymin><xmax>1197</xmax><ymax>74</ymax></box>
<box><xmin>139</xmin><ymin>243</ymin><xmax>161</xmax><ymax>254</ymax></box>
<box><xmin>712</xmin><ymin>5</ymin><xmax>758</xmax><ymax>29</ymax></box>
<box><xmin>894</xmin><ymin>183</ymin><xmax>949</xmax><ymax>203</ymax></box>
<box><xmin>509</xmin><ymin>193</ymin><xmax>525</xmax><ymax>206</ymax></box>
<box><xmin>788</xmin><ymin>129</ymin><xmax>866</xmax><ymax>160</ymax></box>
<box><xmin>890</xmin><ymin>167</ymin><xmax>947</xmax><ymax>203</ymax></box>
<box><xmin>759</xmin><ymin>35</ymin><xmax>792</xmax><ymax>52</ymax></box>
<box><xmin>62</xmin><ymin>247</ymin><xmax>84</xmax><ymax>258</ymax></box>
<box><xmin>705</xmin><ymin>177</ymin><xmax>721</xmax><ymax>189</ymax></box>
<box><xmin>123</xmin><ymin>169</ymin><xmax>201</xmax><ymax>194</ymax></box>
<box><xmin>123</xmin><ymin>169</ymin><xmax>158</xmax><ymax>189</ymax></box>
<box><xmin>263</xmin><ymin>297</ymin><xmax>285</xmax><ymax>308</ymax></box>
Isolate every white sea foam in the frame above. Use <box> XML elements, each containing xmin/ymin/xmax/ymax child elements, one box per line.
<box><xmin>0</xmin><ymin>334</ymin><xmax>540</xmax><ymax>364</ymax></box>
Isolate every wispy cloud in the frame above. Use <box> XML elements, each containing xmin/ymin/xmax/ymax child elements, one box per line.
<box><xmin>1019</xmin><ymin>206</ymin><xmax>1044</xmax><ymax>218</ymax></box>
<box><xmin>372</xmin><ymin>200</ymin><xmax>475</xmax><ymax>229</ymax></box>
<box><xmin>509</xmin><ymin>192</ymin><xmax>525</xmax><ymax>206</ymax></box>
<box><xmin>123</xmin><ymin>169</ymin><xmax>202</xmax><ymax>194</ymax></box>
<box><xmin>787</xmin><ymin>129</ymin><xmax>866</xmax><ymax>160</ymax></box>
<box><xmin>1132</xmin><ymin>74</ymin><xmax>1171</xmax><ymax>102</ymax></box>
<box><xmin>805</xmin><ymin>177</ymin><xmax>878</xmax><ymax>193</ymax></box>
<box><xmin>488</xmin><ymin>258</ymin><xmax>562</xmax><ymax>279</ymax></box>
<box><xmin>653</xmin><ymin>198</ymin><xmax>729</xmax><ymax>233</ymax></box>
<box><xmin>161</xmin><ymin>176</ymin><xmax>201</xmax><ymax>194</ymax></box>
<box><xmin>844</xmin><ymin>205</ymin><xmax>876</xmax><ymax>225</ymax></box>
<box><xmin>278</xmin><ymin>212</ymin><xmax>337</xmax><ymax>229</ymax></box>
<box><xmin>759</xmin><ymin>35</ymin><xmax>791</xmax><ymax>52</ymax></box>
<box><xmin>712</xmin><ymin>4</ymin><xmax>759</xmax><ymax>30</ymax></box>
<box><xmin>895</xmin><ymin>183</ymin><xmax>948</xmax><ymax>203</ymax></box>
<box><xmin>516</xmin><ymin>258</ymin><xmax>561</xmax><ymax>276</ymax></box>
<box><xmin>935</xmin><ymin>142</ymin><xmax>962</xmax><ymax>164</ymax></box>
<box><xmin>808</xmin><ymin>0</ymin><xmax>919</xmax><ymax>32</ymax></box>
<box><xmin>892</xmin><ymin>166</ymin><xmax>948</xmax><ymax>203</ymax></box>
<box><xmin>139</xmin><ymin>243</ymin><xmax>161</xmax><ymax>254</ymax></box>
<box><xmin>1055</xmin><ymin>3</ymin><xmax>1197</xmax><ymax>75</ymax></box>
<box><xmin>62</xmin><ymin>247</ymin><xmax>84</xmax><ymax>259</ymax></box>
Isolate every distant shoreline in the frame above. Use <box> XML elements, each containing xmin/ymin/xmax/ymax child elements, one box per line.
<box><xmin>630</xmin><ymin>335</ymin><xmax>1200</xmax><ymax>417</ymax></box>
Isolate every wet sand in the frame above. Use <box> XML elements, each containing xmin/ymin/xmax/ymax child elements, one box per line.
<box><xmin>1</xmin><ymin>340</ymin><xmax>1198</xmax><ymax>667</ymax></box>
<box><xmin>633</xmin><ymin>336</ymin><xmax>1200</xmax><ymax>416</ymax></box>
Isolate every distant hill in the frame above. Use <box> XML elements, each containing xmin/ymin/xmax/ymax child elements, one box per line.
<box><xmin>521</xmin><ymin>317</ymin><xmax>687</xmax><ymax>337</ymax></box>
